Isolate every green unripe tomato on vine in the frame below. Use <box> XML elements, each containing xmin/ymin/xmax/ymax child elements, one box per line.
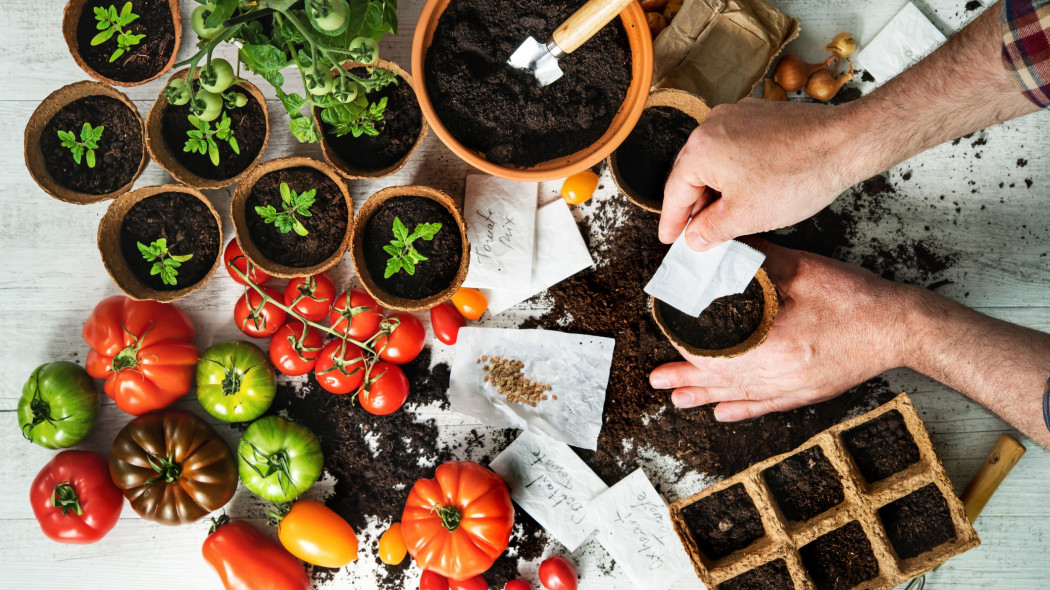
<box><xmin>192</xmin><ymin>5</ymin><xmax>225</xmax><ymax>40</ymax></box>
<box><xmin>349</xmin><ymin>37</ymin><xmax>379</xmax><ymax>65</ymax></box>
<box><xmin>303</xmin><ymin>66</ymin><xmax>335</xmax><ymax>97</ymax></box>
<box><xmin>225</xmin><ymin>91</ymin><xmax>249</xmax><ymax>109</ymax></box>
<box><xmin>191</xmin><ymin>90</ymin><xmax>224</xmax><ymax>122</ymax></box>
<box><xmin>200</xmin><ymin>58</ymin><xmax>236</xmax><ymax>94</ymax></box>
<box><xmin>332</xmin><ymin>78</ymin><xmax>361</xmax><ymax>104</ymax></box>
<box><xmin>306</xmin><ymin>0</ymin><xmax>350</xmax><ymax>35</ymax></box>
<box><xmin>164</xmin><ymin>79</ymin><xmax>191</xmax><ymax>106</ymax></box>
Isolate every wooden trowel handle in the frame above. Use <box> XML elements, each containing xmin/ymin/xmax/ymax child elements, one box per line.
<box><xmin>552</xmin><ymin>0</ymin><xmax>635</xmax><ymax>55</ymax></box>
<box><xmin>960</xmin><ymin>434</ymin><xmax>1025</xmax><ymax>524</ymax></box>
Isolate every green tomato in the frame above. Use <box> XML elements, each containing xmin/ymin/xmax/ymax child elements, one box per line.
<box><xmin>332</xmin><ymin>78</ymin><xmax>360</xmax><ymax>104</ymax></box>
<box><xmin>306</xmin><ymin>0</ymin><xmax>349</xmax><ymax>35</ymax></box>
<box><xmin>164</xmin><ymin>78</ymin><xmax>191</xmax><ymax>106</ymax></box>
<box><xmin>200</xmin><ymin>58</ymin><xmax>236</xmax><ymax>94</ymax></box>
<box><xmin>197</xmin><ymin>341</ymin><xmax>276</xmax><ymax>423</ymax></box>
<box><xmin>238</xmin><ymin>416</ymin><xmax>323</xmax><ymax>503</ymax></box>
<box><xmin>18</xmin><ymin>362</ymin><xmax>99</xmax><ymax>449</ymax></box>
<box><xmin>191</xmin><ymin>90</ymin><xmax>224</xmax><ymax>122</ymax></box>
<box><xmin>192</xmin><ymin>5</ymin><xmax>225</xmax><ymax>40</ymax></box>
<box><xmin>230</xmin><ymin>92</ymin><xmax>248</xmax><ymax>108</ymax></box>
<box><xmin>303</xmin><ymin>66</ymin><xmax>335</xmax><ymax>97</ymax></box>
<box><xmin>349</xmin><ymin>37</ymin><xmax>379</xmax><ymax>65</ymax></box>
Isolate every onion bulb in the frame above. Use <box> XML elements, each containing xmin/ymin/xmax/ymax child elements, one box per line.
<box><xmin>805</xmin><ymin>61</ymin><xmax>854</xmax><ymax>102</ymax></box>
<box><xmin>773</xmin><ymin>54</ymin><xmax>835</xmax><ymax>92</ymax></box>
<box><xmin>825</xmin><ymin>33</ymin><xmax>858</xmax><ymax>59</ymax></box>
<box><xmin>647</xmin><ymin>12</ymin><xmax>668</xmax><ymax>38</ymax></box>
<box><xmin>762</xmin><ymin>78</ymin><xmax>787</xmax><ymax>101</ymax></box>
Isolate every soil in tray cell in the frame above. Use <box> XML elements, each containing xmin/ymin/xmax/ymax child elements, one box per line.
<box><xmin>615</xmin><ymin>106</ymin><xmax>698</xmax><ymax>202</ymax></box>
<box><xmin>878</xmin><ymin>483</ymin><xmax>957</xmax><ymax>559</ymax></box>
<box><xmin>679</xmin><ymin>483</ymin><xmax>766</xmax><ymax>561</ymax></box>
<box><xmin>799</xmin><ymin>521</ymin><xmax>880</xmax><ymax>590</ymax></box>
<box><xmin>75</xmin><ymin>0</ymin><xmax>176</xmax><ymax>83</ymax></box>
<box><xmin>842</xmin><ymin>410</ymin><xmax>920</xmax><ymax>484</ymax></box>
<box><xmin>161</xmin><ymin>85</ymin><xmax>267</xmax><ymax>180</ymax></box>
<box><xmin>657</xmin><ymin>277</ymin><xmax>765</xmax><ymax>351</ymax></box>
<box><xmin>119</xmin><ymin>192</ymin><xmax>219</xmax><ymax>291</ymax></box>
<box><xmin>762</xmin><ymin>446</ymin><xmax>845</xmax><ymax>522</ymax></box>
<box><xmin>719</xmin><ymin>558</ymin><xmax>796</xmax><ymax>590</ymax></box>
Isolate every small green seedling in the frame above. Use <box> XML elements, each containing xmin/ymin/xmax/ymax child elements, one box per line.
<box><xmin>184</xmin><ymin>113</ymin><xmax>239</xmax><ymax>166</ymax></box>
<box><xmin>383</xmin><ymin>217</ymin><xmax>442</xmax><ymax>278</ymax></box>
<box><xmin>58</xmin><ymin>123</ymin><xmax>104</xmax><ymax>168</ymax></box>
<box><xmin>91</xmin><ymin>2</ymin><xmax>145</xmax><ymax>63</ymax></box>
<box><xmin>255</xmin><ymin>182</ymin><xmax>315</xmax><ymax>237</ymax></box>
<box><xmin>137</xmin><ymin>238</ymin><xmax>193</xmax><ymax>286</ymax></box>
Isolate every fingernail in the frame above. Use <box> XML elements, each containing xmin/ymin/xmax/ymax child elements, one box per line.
<box><xmin>650</xmin><ymin>375</ymin><xmax>669</xmax><ymax>389</ymax></box>
<box><xmin>686</xmin><ymin>231</ymin><xmax>709</xmax><ymax>251</ymax></box>
<box><xmin>672</xmin><ymin>390</ymin><xmax>694</xmax><ymax>408</ymax></box>
<box><xmin>713</xmin><ymin>406</ymin><xmax>730</xmax><ymax>421</ymax></box>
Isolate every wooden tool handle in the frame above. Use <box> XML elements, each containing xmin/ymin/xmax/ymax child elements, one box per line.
<box><xmin>552</xmin><ymin>0</ymin><xmax>635</xmax><ymax>55</ymax></box>
<box><xmin>959</xmin><ymin>434</ymin><xmax>1025</xmax><ymax>524</ymax></box>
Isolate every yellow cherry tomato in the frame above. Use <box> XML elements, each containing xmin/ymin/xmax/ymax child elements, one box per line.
<box><xmin>278</xmin><ymin>499</ymin><xmax>359</xmax><ymax>567</ymax></box>
<box><xmin>378</xmin><ymin>522</ymin><xmax>408</xmax><ymax>565</ymax></box>
<box><xmin>451</xmin><ymin>288</ymin><xmax>488</xmax><ymax>320</ymax></box>
<box><xmin>561</xmin><ymin>170</ymin><xmax>599</xmax><ymax>204</ymax></box>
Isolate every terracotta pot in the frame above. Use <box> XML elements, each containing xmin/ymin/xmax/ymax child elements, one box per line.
<box><xmin>98</xmin><ymin>185</ymin><xmax>223</xmax><ymax>302</ymax></box>
<box><xmin>609</xmin><ymin>88</ymin><xmax>710</xmax><ymax>213</ymax></box>
<box><xmin>351</xmin><ymin>186</ymin><xmax>470</xmax><ymax>312</ymax></box>
<box><xmin>315</xmin><ymin>59</ymin><xmax>430</xmax><ymax>179</ymax></box>
<box><xmin>146</xmin><ymin>70</ymin><xmax>271</xmax><ymax>189</ymax></box>
<box><xmin>411</xmin><ymin>0</ymin><xmax>653</xmax><ymax>182</ymax></box>
<box><xmin>63</xmin><ymin>0</ymin><xmax>182</xmax><ymax>87</ymax></box>
<box><xmin>231</xmin><ymin>157</ymin><xmax>353</xmax><ymax>279</ymax></box>
<box><xmin>651</xmin><ymin>268</ymin><xmax>779</xmax><ymax>358</ymax></box>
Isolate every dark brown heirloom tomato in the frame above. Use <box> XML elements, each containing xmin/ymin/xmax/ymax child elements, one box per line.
<box><xmin>109</xmin><ymin>410</ymin><xmax>238</xmax><ymax>526</ymax></box>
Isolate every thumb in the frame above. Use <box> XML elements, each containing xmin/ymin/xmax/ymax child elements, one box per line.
<box><xmin>683</xmin><ymin>198</ymin><xmax>745</xmax><ymax>251</ymax></box>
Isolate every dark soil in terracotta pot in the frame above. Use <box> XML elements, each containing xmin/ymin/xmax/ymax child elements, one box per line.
<box><xmin>425</xmin><ymin>0</ymin><xmax>632</xmax><ymax>167</ymax></box>
<box><xmin>323</xmin><ymin>67</ymin><xmax>422</xmax><ymax>171</ymax></box>
<box><xmin>878</xmin><ymin>483</ymin><xmax>957</xmax><ymax>559</ymax></box>
<box><xmin>719</xmin><ymin>558</ymin><xmax>794</xmax><ymax>590</ymax></box>
<box><xmin>616</xmin><ymin>106</ymin><xmax>698</xmax><ymax>202</ymax></box>
<box><xmin>161</xmin><ymin>86</ymin><xmax>267</xmax><ymax>180</ymax></box>
<box><xmin>680</xmin><ymin>483</ymin><xmax>766</xmax><ymax>561</ymax></box>
<box><xmin>841</xmin><ymin>410</ymin><xmax>920</xmax><ymax>483</ymax></box>
<box><xmin>363</xmin><ymin>197</ymin><xmax>462</xmax><ymax>299</ymax></box>
<box><xmin>657</xmin><ymin>278</ymin><xmax>765</xmax><ymax>350</ymax></box>
<box><xmin>119</xmin><ymin>192</ymin><xmax>220</xmax><ymax>291</ymax></box>
<box><xmin>75</xmin><ymin>0</ymin><xmax>176</xmax><ymax>83</ymax></box>
<box><xmin>799</xmin><ymin>521</ymin><xmax>880</xmax><ymax>590</ymax></box>
<box><xmin>245</xmin><ymin>167</ymin><xmax>348</xmax><ymax>268</ymax></box>
<box><xmin>762</xmin><ymin>446</ymin><xmax>845</xmax><ymax>522</ymax></box>
<box><xmin>39</xmin><ymin>95</ymin><xmax>143</xmax><ymax>195</ymax></box>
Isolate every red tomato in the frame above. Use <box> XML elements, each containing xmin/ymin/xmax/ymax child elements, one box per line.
<box><xmin>505</xmin><ymin>581</ymin><xmax>531</xmax><ymax>590</ymax></box>
<box><xmin>315</xmin><ymin>340</ymin><xmax>366</xmax><ymax>394</ymax></box>
<box><xmin>450</xmin><ymin>575</ymin><xmax>488</xmax><ymax>590</ymax></box>
<box><xmin>30</xmin><ymin>450</ymin><xmax>123</xmax><ymax>544</ymax></box>
<box><xmin>269</xmin><ymin>322</ymin><xmax>324</xmax><ymax>376</ymax></box>
<box><xmin>329</xmin><ymin>289</ymin><xmax>383</xmax><ymax>341</ymax></box>
<box><xmin>421</xmin><ymin>571</ymin><xmax>450</xmax><ymax>590</ymax></box>
<box><xmin>360</xmin><ymin>362</ymin><xmax>408</xmax><ymax>415</ymax></box>
<box><xmin>451</xmin><ymin>288</ymin><xmax>487</xmax><ymax>320</ymax></box>
<box><xmin>284</xmin><ymin>273</ymin><xmax>336</xmax><ymax>322</ymax></box>
<box><xmin>430</xmin><ymin>303</ymin><xmax>466</xmax><ymax>345</ymax></box>
<box><xmin>234</xmin><ymin>286</ymin><xmax>287</xmax><ymax>338</ymax></box>
<box><xmin>224</xmin><ymin>239</ymin><xmax>271</xmax><ymax>285</ymax></box>
<box><xmin>374</xmin><ymin>313</ymin><xmax>425</xmax><ymax>364</ymax></box>
<box><xmin>202</xmin><ymin>515</ymin><xmax>311</xmax><ymax>590</ymax></box>
<box><xmin>539</xmin><ymin>556</ymin><xmax>577</xmax><ymax>590</ymax></box>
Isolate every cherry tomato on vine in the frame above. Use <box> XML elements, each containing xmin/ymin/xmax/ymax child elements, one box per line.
<box><xmin>505</xmin><ymin>581</ymin><xmax>532</xmax><ymax>590</ymax></box>
<box><xmin>224</xmin><ymin>240</ymin><xmax>271</xmax><ymax>285</ymax></box>
<box><xmin>200</xmin><ymin>58</ymin><xmax>235</xmax><ymax>93</ymax></box>
<box><xmin>378</xmin><ymin>522</ymin><xmax>407</xmax><ymax>565</ymax></box>
<box><xmin>164</xmin><ymin>78</ymin><xmax>191</xmax><ymax>106</ymax></box>
<box><xmin>234</xmin><ymin>286</ymin><xmax>287</xmax><ymax>338</ymax></box>
<box><xmin>269</xmin><ymin>322</ymin><xmax>323</xmax><ymax>377</ymax></box>
<box><xmin>430</xmin><ymin>303</ymin><xmax>466</xmax><ymax>345</ymax></box>
<box><xmin>303</xmin><ymin>65</ymin><xmax>334</xmax><ymax>96</ymax></box>
<box><xmin>449</xmin><ymin>575</ymin><xmax>488</xmax><ymax>590</ymax></box>
<box><xmin>314</xmin><ymin>340</ymin><xmax>366</xmax><ymax>395</ymax></box>
<box><xmin>277</xmin><ymin>499</ymin><xmax>358</xmax><ymax>568</ymax></box>
<box><xmin>329</xmin><ymin>289</ymin><xmax>383</xmax><ymax>341</ymax></box>
<box><xmin>420</xmin><ymin>570</ymin><xmax>450</xmax><ymax>590</ymax></box>
<box><xmin>191</xmin><ymin>5</ymin><xmax>226</xmax><ymax>40</ymax></box>
<box><xmin>374</xmin><ymin>313</ymin><xmax>425</xmax><ymax>364</ymax></box>
<box><xmin>561</xmin><ymin>170</ymin><xmax>599</xmax><ymax>205</ymax></box>
<box><xmin>191</xmin><ymin>90</ymin><xmax>224</xmax><ymax>122</ymax></box>
<box><xmin>360</xmin><ymin>362</ymin><xmax>408</xmax><ymax>415</ymax></box>
<box><xmin>539</xmin><ymin>556</ymin><xmax>578</xmax><ymax>590</ymax></box>
<box><xmin>284</xmin><ymin>273</ymin><xmax>336</xmax><ymax>322</ymax></box>
<box><xmin>451</xmin><ymin>288</ymin><xmax>488</xmax><ymax>320</ymax></box>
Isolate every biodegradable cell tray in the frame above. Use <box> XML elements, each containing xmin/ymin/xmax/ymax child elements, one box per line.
<box><xmin>669</xmin><ymin>394</ymin><xmax>979</xmax><ymax>590</ymax></box>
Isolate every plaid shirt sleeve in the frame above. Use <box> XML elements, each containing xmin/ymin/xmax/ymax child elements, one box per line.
<box><xmin>1002</xmin><ymin>0</ymin><xmax>1050</xmax><ymax>108</ymax></box>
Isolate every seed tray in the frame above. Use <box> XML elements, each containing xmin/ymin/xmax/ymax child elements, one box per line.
<box><xmin>669</xmin><ymin>394</ymin><xmax>979</xmax><ymax>590</ymax></box>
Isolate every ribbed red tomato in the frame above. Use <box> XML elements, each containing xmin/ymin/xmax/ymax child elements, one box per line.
<box><xmin>449</xmin><ymin>575</ymin><xmax>488</xmax><ymax>590</ymax></box>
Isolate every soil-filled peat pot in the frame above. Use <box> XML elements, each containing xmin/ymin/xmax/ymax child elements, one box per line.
<box><xmin>25</xmin><ymin>82</ymin><xmax>148</xmax><ymax>204</ymax></box>
<box><xmin>351</xmin><ymin>186</ymin><xmax>469</xmax><ymax>312</ymax></box>
<box><xmin>98</xmin><ymin>185</ymin><xmax>222</xmax><ymax>302</ymax></box>
<box><xmin>232</xmin><ymin>157</ymin><xmax>353</xmax><ymax>279</ymax></box>
<box><xmin>63</xmin><ymin>0</ymin><xmax>181</xmax><ymax>86</ymax></box>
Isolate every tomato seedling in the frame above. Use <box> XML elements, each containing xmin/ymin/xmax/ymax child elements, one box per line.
<box><xmin>256</xmin><ymin>182</ymin><xmax>316</xmax><ymax>237</ymax></box>
<box><xmin>57</xmin><ymin>123</ymin><xmax>104</xmax><ymax>168</ymax></box>
<box><xmin>185</xmin><ymin>113</ymin><xmax>240</xmax><ymax>167</ymax></box>
<box><xmin>384</xmin><ymin>217</ymin><xmax>443</xmax><ymax>278</ymax></box>
<box><xmin>90</xmin><ymin>2</ymin><xmax>144</xmax><ymax>62</ymax></box>
<box><xmin>137</xmin><ymin>238</ymin><xmax>194</xmax><ymax>286</ymax></box>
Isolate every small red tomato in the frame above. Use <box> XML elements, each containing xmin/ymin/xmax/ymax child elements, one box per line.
<box><xmin>505</xmin><ymin>581</ymin><xmax>531</xmax><ymax>590</ymax></box>
<box><xmin>539</xmin><ymin>556</ymin><xmax>578</xmax><ymax>590</ymax></box>
<box><xmin>269</xmin><ymin>321</ymin><xmax>324</xmax><ymax>376</ymax></box>
<box><xmin>421</xmin><ymin>570</ymin><xmax>450</xmax><ymax>590</ymax></box>
<box><xmin>329</xmin><ymin>289</ymin><xmax>383</xmax><ymax>341</ymax></box>
<box><xmin>314</xmin><ymin>340</ymin><xmax>366</xmax><ymax>395</ymax></box>
<box><xmin>451</xmin><ymin>288</ymin><xmax>488</xmax><ymax>320</ymax></box>
<box><xmin>31</xmin><ymin>450</ymin><xmax>123</xmax><ymax>544</ymax></box>
<box><xmin>561</xmin><ymin>170</ymin><xmax>599</xmax><ymax>205</ymax></box>
<box><xmin>450</xmin><ymin>575</ymin><xmax>488</xmax><ymax>590</ymax></box>
<box><xmin>224</xmin><ymin>240</ymin><xmax>271</xmax><ymax>285</ymax></box>
<box><xmin>234</xmin><ymin>286</ymin><xmax>288</xmax><ymax>338</ymax></box>
<box><xmin>284</xmin><ymin>273</ymin><xmax>337</xmax><ymax>322</ymax></box>
<box><xmin>430</xmin><ymin>302</ymin><xmax>466</xmax><ymax>345</ymax></box>
<box><xmin>360</xmin><ymin>361</ymin><xmax>408</xmax><ymax>415</ymax></box>
<box><xmin>374</xmin><ymin>313</ymin><xmax>426</xmax><ymax>364</ymax></box>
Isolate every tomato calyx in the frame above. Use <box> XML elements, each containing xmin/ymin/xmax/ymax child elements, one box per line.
<box><xmin>284</xmin><ymin>325</ymin><xmax>324</xmax><ymax>362</ymax></box>
<box><xmin>110</xmin><ymin>322</ymin><xmax>155</xmax><ymax>372</ymax></box>
<box><xmin>266</xmin><ymin>501</ymin><xmax>292</xmax><ymax>527</ymax></box>
<box><xmin>240</xmin><ymin>441</ymin><xmax>300</xmax><ymax>497</ymax></box>
<box><xmin>317</xmin><ymin>341</ymin><xmax>365</xmax><ymax>378</ymax></box>
<box><xmin>208</xmin><ymin>512</ymin><xmax>232</xmax><ymax>534</ymax></box>
<box><xmin>145</xmin><ymin>452</ymin><xmax>184</xmax><ymax>484</ymax></box>
<box><xmin>432</xmin><ymin>505</ymin><xmax>463</xmax><ymax>532</ymax></box>
<box><xmin>221</xmin><ymin>365</ymin><xmax>243</xmax><ymax>397</ymax></box>
<box><xmin>50</xmin><ymin>482</ymin><xmax>83</xmax><ymax>516</ymax></box>
<box><xmin>20</xmin><ymin>376</ymin><xmax>63</xmax><ymax>441</ymax></box>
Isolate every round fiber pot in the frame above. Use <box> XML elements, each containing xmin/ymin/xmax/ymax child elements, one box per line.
<box><xmin>652</xmin><ymin>268</ymin><xmax>779</xmax><ymax>358</ymax></box>
<box><xmin>63</xmin><ymin>0</ymin><xmax>182</xmax><ymax>87</ymax></box>
<box><xmin>351</xmin><ymin>186</ymin><xmax>469</xmax><ymax>312</ymax></box>
<box><xmin>146</xmin><ymin>70</ymin><xmax>270</xmax><ymax>189</ymax></box>
<box><xmin>25</xmin><ymin>81</ymin><xmax>148</xmax><ymax>204</ymax></box>
<box><xmin>232</xmin><ymin>157</ymin><xmax>353</xmax><ymax>279</ymax></box>
<box><xmin>98</xmin><ymin>185</ymin><xmax>223</xmax><ymax>302</ymax></box>
<box><xmin>411</xmin><ymin>0</ymin><xmax>653</xmax><ymax>182</ymax></box>
<box><xmin>610</xmin><ymin>88</ymin><xmax>710</xmax><ymax>213</ymax></box>
<box><xmin>315</xmin><ymin>60</ymin><xmax>430</xmax><ymax>179</ymax></box>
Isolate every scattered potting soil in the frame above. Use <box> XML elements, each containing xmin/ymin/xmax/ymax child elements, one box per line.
<box><xmin>878</xmin><ymin>483</ymin><xmax>957</xmax><ymax>559</ymax></box>
<box><xmin>615</xmin><ymin>106</ymin><xmax>697</xmax><ymax>202</ymax></box>
<box><xmin>719</xmin><ymin>558</ymin><xmax>795</xmax><ymax>590</ymax></box>
<box><xmin>118</xmin><ymin>192</ymin><xmax>219</xmax><ymax>291</ymax></box>
<box><xmin>678</xmin><ymin>483</ymin><xmax>766</xmax><ymax>561</ymax></box>
<box><xmin>842</xmin><ymin>410</ymin><xmax>920</xmax><ymax>484</ymax></box>
<box><xmin>762</xmin><ymin>445</ymin><xmax>845</xmax><ymax>522</ymax></box>
<box><xmin>160</xmin><ymin>85</ymin><xmax>267</xmax><ymax>180</ymax></box>
<box><xmin>75</xmin><ymin>0</ymin><xmax>176</xmax><ymax>83</ymax></box>
<box><xmin>798</xmin><ymin>521</ymin><xmax>880</xmax><ymax>590</ymax></box>
<box><xmin>322</xmin><ymin>68</ymin><xmax>422</xmax><ymax>172</ymax></box>
<box><xmin>245</xmin><ymin>167</ymin><xmax>348</xmax><ymax>268</ymax></box>
<box><xmin>39</xmin><ymin>95</ymin><xmax>143</xmax><ymax>195</ymax></box>
<box><xmin>424</xmin><ymin>0</ymin><xmax>632</xmax><ymax>167</ymax></box>
<box><xmin>656</xmin><ymin>277</ymin><xmax>765</xmax><ymax>351</ymax></box>
<box><xmin>362</xmin><ymin>196</ymin><xmax>462</xmax><ymax>299</ymax></box>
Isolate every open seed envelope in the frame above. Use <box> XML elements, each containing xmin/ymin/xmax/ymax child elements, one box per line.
<box><xmin>448</xmin><ymin>327</ymin><xmax>614</xmax><ymax>450</ymax></box>
<box><xmin>855</xmin><ymin>2</ymin><xmax>946</xmax><ymax>83</ymax></box>
<box><xmin>461</xmin><ymin>175</ymin><xmax>538</xmax><ymax>290</ymax></box>
<box><xmin>645</xmin><ymin>235</ymin><xmax>765</xmax><ymax>316</ymax></box>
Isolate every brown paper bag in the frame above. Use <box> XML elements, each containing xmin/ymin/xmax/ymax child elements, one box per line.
<box><xmin>653</xmin><ymin>0</ymin><xmax>800</xmax><ymax>107</ymax></box>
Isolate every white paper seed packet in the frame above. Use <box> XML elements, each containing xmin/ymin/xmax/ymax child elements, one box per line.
<box><xmin>590</xmin><ymin>469</ymin><xmax>696</xmax><ymax>590</ymax></box>
<box><xmin>462</xmin><ymin>175</ymin><xmax>538</xmax><ymax>290</ymax></box>
<box><xmin>645</xmin><ymin>235</ymin><xmax>765</xmax><ymax>317</ymax></box>
<box><xmin>448</xmin><ymin>327</ymin><xmax>614</xmax><ymax>450</ymax></box>
<box><xmin>489</xmin><ymin>431</ymin><xmax>609</xmax><ymax>551</ymax></box>
<box><xmin>855</xmin><ymin>3</ymin><xmax>947</xmax><ymax>82</ymax></box>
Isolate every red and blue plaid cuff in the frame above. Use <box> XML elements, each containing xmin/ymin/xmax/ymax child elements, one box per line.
<box><xmin>1003</xmin><ymin>0</ymin><xmax>1050</xmax><ymax>108</ymax></box>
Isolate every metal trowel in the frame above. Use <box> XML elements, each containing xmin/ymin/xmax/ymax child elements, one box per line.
<box><xmin>508</xmin><ymin>0</ymin><xmax>634</xmax><ymax>87</ymax></box>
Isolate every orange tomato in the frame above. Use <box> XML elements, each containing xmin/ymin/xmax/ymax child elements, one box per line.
<box><xmin>450</xmin><ymin>288</ymin><xmax>487</xmax><ymax>320</ymax></box>
<box><xmin>278</xmin><ymin>499</ymin><xmax>358</xmax><ymax>567</ymax></box>
<box><xmin>378</xmin><ymin>522</ymin><xmax>408</xmax><ymax>565</ymax></box>
<box><xmin>560</xmin><ymin>170</ymin><xmax>599</xmax><ymax>205</ymax></box>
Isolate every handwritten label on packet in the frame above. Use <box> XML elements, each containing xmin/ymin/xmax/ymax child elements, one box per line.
<box><xmin>462</xmin><ymin>175</ymin><xmax>537</xmax><ymax>290</ymax></box>
<box><xmin>490</xmin><ymin>431</ymin><xmax>608</xmax><ymax>552</ymax></box>
<box><xmin>590</xmin><ymin>469</ymin><xmax>696</xmax><ymax>590</ymax></box>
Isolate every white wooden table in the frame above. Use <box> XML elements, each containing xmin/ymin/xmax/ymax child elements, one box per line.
<box><xmin>1</xmin><ymin>1</ymin><xmax>1047</xmax><ymax>588</ymax></box>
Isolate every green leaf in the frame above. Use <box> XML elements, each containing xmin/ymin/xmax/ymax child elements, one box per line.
<box><xmin>279</xmin><ymin>182</ymin><xmax>292</xmax><ymax>204</ymax></box>
<box><xmin>209</xmin><ymin>143</ymin><xmax>220</xmax><ymax>166</ymax></box>
<box><xmin>229</xmin><ymin>136</ymin><xmax>240</xmax><ymax>155</ymax></box>
<box><xmin>70</xmin><ymin>145</ymin><xmax>84</xmax><ymax>165</ymax></box>
<box><xmin>289</xmin><ymin>117</ymin><xmax>319</xmax><ymax>143</ymax></box>
<box><xmin>170</xmin><ymin>253</ymin><xmax>194</xmax><ymax>263</ymax></box>
<box><xmin>384</xmin><ymin>257</ymin><xmax>401</xmax><ymax>279</ymax></box>
<box><xmin>204</xmin><ymin>0</ymin><xmax>238</xmax><ymax>29</ymax></box>
<box><xmin>402</xmin><ymin>256</ymin><xmax>416</xmax><ymax>275</ymax></box>
<box><xmin>90</xmin><ymin>28</ymin><xmax>115</xmax><ymax>46</ymax></box>
<box><xmin>109</xmin><ymin>48</ymin><xmax>125</xmax><ymax>62</ymax></box>
<box><xmin>382</xmin><ymin>244</ymin><xmax>399</xmax><ymax>256</ymax></box>
<box><xmin>392</xmin><ymin>217</ymin><xmax>409</xmax><ymax>242</ymax></box>
<box><xmin>415</xmin><ymin>222</ymin><xmax>443</xmax><ymax>241</ymax></box>
<box><xmin>86</xmin><ymin>150</ymin><xmax>96</xmax><ymax>168</ymax></box>
<box><xmin>293</xmin><ymin>219</ymin><xmax>309</xmax><ymax>236</ymax></box>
